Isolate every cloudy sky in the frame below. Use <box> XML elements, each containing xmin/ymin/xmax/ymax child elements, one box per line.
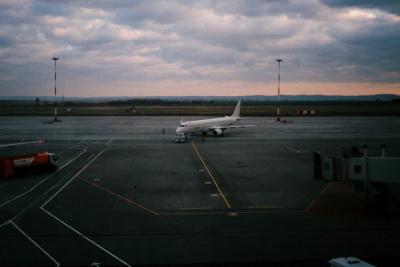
<box><xmin>0</xmin><ymin>0</ymin><xmax>399</xmax><ymax>97</ymax></box>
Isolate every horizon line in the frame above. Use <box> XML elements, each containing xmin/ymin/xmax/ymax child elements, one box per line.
<box><xmin>1</xmin><ymin>93</ymin><xmax>399</xmax><ymax>98</ymax></box>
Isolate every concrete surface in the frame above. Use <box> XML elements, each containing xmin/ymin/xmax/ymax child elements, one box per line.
<box><xmin>0</xmin><ymin>116</ymin><xmax>399</xmax><ymax>266</ymax></box>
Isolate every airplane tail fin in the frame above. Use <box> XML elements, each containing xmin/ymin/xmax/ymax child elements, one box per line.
<box><xmin>231</xmin><ymin>100</ymin><xmax>241</xmax><ymax>118</ymax></box>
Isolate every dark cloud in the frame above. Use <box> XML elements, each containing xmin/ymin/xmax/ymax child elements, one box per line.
<box><xmin>0</xmin><ymin>0</ymin><xmax>399</xmax><ymax>96</ymax></box>
<box><xmin>322</xmin><ymin>0</ymin><xmax>400</xmax><ymax>15</ymax></box>
<box><xmin>31</xmin><ymin>0</ymin><xmax>73</xmax><ymax>16</ymax></box>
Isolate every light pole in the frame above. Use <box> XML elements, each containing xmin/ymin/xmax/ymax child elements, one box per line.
<box><xmin>275</xmin><ymin>58</ymin><xmax>283</xmax><ymax>122</ymax></box>
<box><xmin>52</xmin><ymin>57</ymin><xmax>60</xmax><ymax>122</ymax></box>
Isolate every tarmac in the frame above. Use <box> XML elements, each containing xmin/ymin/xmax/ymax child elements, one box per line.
<box><xmin>0</xmin><ymin>116</ymin><xmax>400</xmax><ymax>266</ymax></box>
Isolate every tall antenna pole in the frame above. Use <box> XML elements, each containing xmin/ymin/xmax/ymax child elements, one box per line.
<box><xmin>276</xmin><ymin>58</ymin><xmax>283</xmax><ymax>122</ymax></box>
<box><xmin>52</xmin><ymin>57</ymin><xmax>59</xmax><ymax>122</ymax></box>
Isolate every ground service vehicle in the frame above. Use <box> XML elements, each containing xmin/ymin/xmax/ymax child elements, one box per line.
<box><xmin>327</xmin><ymin>257</ymin><xmax>376</xmax><ymax>267</ymax></box>
<box><xmin>0</xmin><ymin>151</ymin><xmax>57</xmax><ymax>178</ymax></box>
<box><xmin>175</xmin><ymin>132</ymin><xmax>186</xmax><ymax>143</ymax></box>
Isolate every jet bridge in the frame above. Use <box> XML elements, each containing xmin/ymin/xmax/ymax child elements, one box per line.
<box><xmin>314</xmin><ymin>145</ymin><xmax>400</xmax><ymax>206</ymax></box>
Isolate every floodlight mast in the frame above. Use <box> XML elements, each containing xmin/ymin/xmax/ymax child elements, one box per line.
<box><xmin>52</xmin><ymin>57</ymin><xmax>59</xmax><ymax>122</ymax></box>
<box><xmin>276</xmin><ymin>58</ymin><xmax>283</xmax><ymax>121</ymax></box>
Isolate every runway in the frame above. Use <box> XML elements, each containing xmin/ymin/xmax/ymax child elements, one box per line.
<box><xmin>0</xmin><ymin>116</ymin><xmax>399</xmax><ymax>266</ymax></box>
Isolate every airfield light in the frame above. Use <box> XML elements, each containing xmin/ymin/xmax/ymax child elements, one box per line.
<box><xmin>276</xmin><ymin>59</ymin><xmax>283</xmax><ymax>122</ymax></box>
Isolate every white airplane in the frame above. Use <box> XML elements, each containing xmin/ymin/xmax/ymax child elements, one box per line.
<box><xmin>175</xmin><ymin>100</ymin><xmax>255</xmax><ymax>142</ymax></box>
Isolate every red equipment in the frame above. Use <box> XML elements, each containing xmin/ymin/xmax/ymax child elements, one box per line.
<box><xmin>0</xmin><ymin>151</ymin><xmax>57</xmax><ymax>178</ymax></box>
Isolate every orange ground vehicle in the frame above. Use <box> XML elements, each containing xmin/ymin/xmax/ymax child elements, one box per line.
<box><xmin>0</xmin><ymin>151</ymin><xmax>57</xmax><ymax>178</ymax></box>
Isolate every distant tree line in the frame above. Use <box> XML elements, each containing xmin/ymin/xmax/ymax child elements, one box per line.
<box><xmin>106</xmin><ymin>99</ymin><xmax>400</xmax><ymax>106</ymax></box>
<box><xmin>0</xmin><ymin>98</ymin><xmax>399</xmax><ymax>107</ymax></box>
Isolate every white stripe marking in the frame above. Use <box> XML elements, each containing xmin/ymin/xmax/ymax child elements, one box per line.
<box><xmin>9</xmin><ymin>152</ymin><xmax>93</xmax><ymax>222</ymax></box>
<box><xmin>0</xmin><ymin>220</ymin><xmax>11</xmax><ymax>228</ymax></box>
<box><xmin>0</xmin><ymin>140</ymin><xmax>45</xmax><ymax>148</ymax></box>
<box><xmin>58</xmin><ymin>139</ymin><xmax>87</xmax><ymax>156</ymax></box>
<box><xmin>106</xmin><ymin>139</ymin><xmax>113</xmax><ymax>145</ymax></box>
<box><xmin>0</xmin><ymin>149</ymin><xmax>87</xmax><ymax>208</ymax></box>
<box><xmin>40</xmin><ymin>149</ymin><xmax>131</xmax><ymax>266</ymax></box>
<box><xmin>284</xmin><ymin>145</ymin><xmax>300</xmax><ymax>153</ymax></box>
<box><xmin>10</xmin><ymin>221</ymin><xmax>60</xmax><ymax>267</ymax></box>
<box><xmin>41</xmin><ymin>150</ymin><xmax>104</xmax><ymax>209</ymax></box>
<box><xmin>77</xmin><ymin>139</ymin><xmax>86</xmax><ymax>145</ymax></box>
<box><xmin>41</xmin><ymin>209</ymin><xmax>131</xmax><ymax>267</ymax></box>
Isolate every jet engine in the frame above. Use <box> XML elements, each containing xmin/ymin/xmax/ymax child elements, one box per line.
<box><xmin>213</xmin><ymin>128</ymin><xmax>223</xmax><ymax>136</ymax></box>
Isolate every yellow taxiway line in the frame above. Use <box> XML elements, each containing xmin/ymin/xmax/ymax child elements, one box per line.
<box><xmin>304</xmin><ymin>182</ymin><xmax>332</xmax><ymax>212</ymax></box>
<box><xmin>191</xmin><ymin>141</ymin><xmax>231</xmax><ymax>209</ymax></box>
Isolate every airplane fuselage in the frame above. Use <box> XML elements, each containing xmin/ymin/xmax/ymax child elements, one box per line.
<box><xmin>176</xmin><ymin>116</ymin><xmax>240</xmax><ymax>135</ymax></box>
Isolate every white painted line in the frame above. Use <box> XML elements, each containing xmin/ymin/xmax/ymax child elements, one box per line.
<box><xmin>78</xmin><ymin>139</ymin><xmax>86</xmax><ymax>145</ymax></box>
<box><xmin>41</xmin><ymin>150</ymin><xmax>104</xmax><ymax>209</ymax></box>
<box><xmin>58</xmin><ymin>140</ymin><xmax>87</xmax><ymax>156</ymax></box>
<box><xmin>0</xmin><ymin>220</ymin><xmax>11</xmax><ymax>228</ymax></box>
<box><xmin>0</xmin><ymin>149</ymin><xmax>87</xmax><ymax>208</ymax></box>
<box><xmin>41</xmin><ymin>208</ymin><xmax>132</xmax><ymax>267</ymax></box>
<box><xmin>284</xmin><ymin>145</ymin><xmax>300</xmax><ymax>153</ymax></box>
<box><xmin>105</xmin><ymin>139</ymin><xmax>113</xmax><ymax>145</ymax></box>
<box><xmin>10</xmin><ymin>221</ymin><xmax>60</xmax><ymax>267</ymax></box>
<box><xmin>0</xmin><ymin>140</ymin><xmax>45</xmax><ymax>148</ymax></box>
<box><xmin>39</xmin><ymin>150</ymin><xmax>131</xmax><ymax>266</ymax></box>
<box><xmin>9</xmin><ymin>153</ymin><xmax>94</xmax><ymax>222</ymax></box>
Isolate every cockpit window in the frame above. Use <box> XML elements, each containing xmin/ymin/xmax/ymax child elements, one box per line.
<box><xmin>179</xmin><ymin>124</ymin><xmax>185</xmax><ymax>127</ymax></box>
